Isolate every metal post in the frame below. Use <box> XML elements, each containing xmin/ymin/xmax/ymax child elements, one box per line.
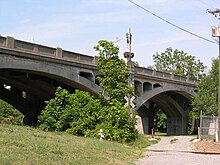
<box><xmin>124</xmin><ymin>27</ymin><xmax>135</xmax><ymax>113</ymax></box>
<box><xmin>127</xmin><ymin>27</ymin><xmax>133</xmax><ymax>88</ymax></box>
<box><xmin>199</xmin><ymin>110</ymin><xmax>202</xmax><ymax>140</ymax></box>
<box><xmin>127</xmin><ymin>28</ymin><xmax>132</xmax><ymax>113</ymax></box>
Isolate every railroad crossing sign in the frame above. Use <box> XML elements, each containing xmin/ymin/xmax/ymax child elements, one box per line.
<box><xmin>124</xmin><ymin>96</ymin><xmax>135</xmax><ymax>108</ymax></box>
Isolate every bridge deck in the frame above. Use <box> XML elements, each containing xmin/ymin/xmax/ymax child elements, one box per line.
<box><xmin>0</xmin><ymin>35</ymin><xmax>197</xmax><ymax>87</ymax></box>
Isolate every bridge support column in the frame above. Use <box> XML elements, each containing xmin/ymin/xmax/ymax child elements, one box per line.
<box><xmin>141</xmin><ymin>116</ymin><xmax>154</xmax><ymax>134</ymax></box>
<box><xmin>24</xmin><ymin>93</ymin><xmax>43</xmax><ymax>126</ymax></box>
<box><xmin>135</xmin><ymin>81</ymin><xmax>143</xmax><ymax>97</ymax></box>
<box><xmin>136</xmin><ymin>115</ymin><xmax>144</xmax><ymax>134</ymax></box>
<box><xmin>142</xmin><ymin>117</ymin><xmax>149</xmax><ymax>134</ymax></box>
<box><xmin>182</xmin><ymin>114</ymin><xmax>188</xmax><ymax>134</ymax></box>
<box><xmin>167</xmin><ymin>116</ymin><xmax>188</xmax><ymax>135</ymax></box>
<box><xmin>137</xmin><ymin>105</ymin><xmax>154</xmax><ymax>134</ymax></box>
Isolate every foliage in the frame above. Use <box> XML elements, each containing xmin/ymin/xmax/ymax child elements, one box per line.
<box><xmin>188</xmin><ymin>110</ymin><xmax>196</xmax><ymax>134</ymax></box>
<box><xmin>86</xmin><ymin>99</ymin><xmax>137</xmax><ymax>143</ymax></box>
<box><xmin>192</xmin><ymin>58</ymin><xmax>218</xmax><ymax>116</ymax></box>
<box><xmin>0</xmin><ymin>99</ymin><xmax>23</xmax><ymax>125</ymax></box>
<box><xmin>39</xmin><ymin>87</ymin><xmax>137</xmax><ymax>142</ymax></box>
<box><xmin>150</xmin><ymin>47</ymin><xmax>205</xmax><ymax>133</ymax></box>
<box><xmin>39</xmin><ymin>40</ymin><xmax>137</xmax><ymax>143</ymax></box>
<box><xmin>94</xmin><ymin>40</ymin><xmax>134</xmax><ymax>103</ymax></box>
<box><xmin>38</xmin><ymin>87</ymin><xmax>71</xmax><ymax>131</ymax></box>
<box><xmin>93</xmin><ymin>40</ymin><xmax>136</xmax><ymax>142</ymax></box>
<box><xmin>39</xmin><ymin>87</ymin><xmax>101</xmax><ymax>134</ymax></box>
<box><xmin>154</xmin><ymin>109</ymin><xmax>167</xmax><ymax>133</ymax></box>
<box><xmin>151</xmin><ymin>47</ymin><xmax>205</xmax><ymax>79</ymax></box>
<box><xmin>64</xmin><ymin>91</ymin><xmax>102</xmax><ymax>136</ymax></box>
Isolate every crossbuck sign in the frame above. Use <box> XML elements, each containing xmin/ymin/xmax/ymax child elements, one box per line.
<box><xmin>124</xmin><ymin>96</ymin><xmax>135</xmax><ymax>108</ymax></box>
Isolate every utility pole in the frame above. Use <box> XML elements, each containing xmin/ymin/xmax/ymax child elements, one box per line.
<box><xmin>208</xmin><ymin>9</ymin><xmax>220</xmax><ymax>142</ymax></box>
<box><xmin>208</xmin><ymin>9</ymin><xmax>220</xmax><ymax>117</ymax></box>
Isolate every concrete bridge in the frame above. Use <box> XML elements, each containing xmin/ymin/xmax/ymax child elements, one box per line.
<box><xmin>0</xmin><ymin>36</ymin><xmax>197</xmax><ymax>135</ymax></box>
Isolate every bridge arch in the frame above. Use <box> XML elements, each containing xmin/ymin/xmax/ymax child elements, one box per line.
<box><xmin>143</xmin><ymin>82</ymin><xmax>152</xmax><ymax>92</ymax></box>
<box><xmin>140</xmin><ymin>85</ymin><xmax>196</xmax><ymax>104</ymax></box>
<box><xmin>136</xmin><ymin>86</ymin><xmax>196</xmax><ymax>135</ymax></box>
<box><xmin>0</xmin><ymin>54</ymin><xmax>102</xmax><ymax>95</ymax></box>
<box><xmin>153</xmin><ymin>83</ymin><xmax>162</xmax><ymax>88</ymax></box>
<box><xmin>0</xmin><ymin>54</ymin><xmax>102</xmax><ymax>125</ymax></box>
<box><xmin>0</xmin><ymin>36</ymin><xmax>198</xmax><ymax>130</ymax></box>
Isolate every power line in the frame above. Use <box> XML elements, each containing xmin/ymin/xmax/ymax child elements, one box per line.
<box><xmin>128</xmin><ymin>0</ymin><xmax>217</xmax><ymax>45</ymax></box>
<box><xmin>197</xmin><ymin>0</ymin><xmax>215</xmax><ymax>9</ymax></box>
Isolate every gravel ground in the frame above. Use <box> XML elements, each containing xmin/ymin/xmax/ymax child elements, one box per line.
<box><xmin>193</xmin><ymin>140</ymin><xmax>220</xmax><ymax>153</ymax></box>
<box><xmin>136</xmin><ymin>136</ymin><xmax>220</xmax><ymax>165</ymax></box>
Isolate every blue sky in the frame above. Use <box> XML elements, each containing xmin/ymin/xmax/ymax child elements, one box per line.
<box><xmin>0</xmin><ymin>0</ymin><xmax>219</xmax><ymax>68</ymax></box>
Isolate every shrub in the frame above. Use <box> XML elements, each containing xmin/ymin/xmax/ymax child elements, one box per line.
<box><xmin>0</xmin><ymin>99</ymin><xmax>23</xmax><ymax>125</ymax></box>
<box><xmin>39</xmin><ymin>87</ymin><xmax>137</xmax><ymax>142</ymax></box>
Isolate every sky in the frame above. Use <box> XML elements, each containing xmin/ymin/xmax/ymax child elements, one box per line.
<box><xmin>0</xmin><ymin>0</ymin><xmax>220</xmax><ymax>69</ymax></box>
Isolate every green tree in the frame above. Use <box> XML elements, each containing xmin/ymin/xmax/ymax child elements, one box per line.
<box><xmin>86</xmin><ymin>99</ymin><xmax>137</xmax><ymax>142</ymax></box>
<box><xmin>93</xmin><ymin>40</ymin><xmax>137</xmax><ymax>142</ymax></box>
<box><xmin>39</xmin><ymin>40</ymin><xmax>137</xmax><ymax>143</ymax></box>
<box><xmin>154</xmin><ymin>109</ymin><xmax>167</xmax><ymax>133</ymax></box>
<box><xmin>0</xmin><ymin>99</ymin><xmax>23</xmax><ymax>125</ymax></box>
<box><xmin>39</xmin><ymin>87</ymin><xmax>101</xmax><ymax>134</ymax></box>
<box><xmin>94</xmin><ymin>40</ymin><xmax>134</xmax><ymax>103</ymax></box>
<box><xmin>38</xmin><ymin>87</ymin><xmax>70</xmax><ymax>131</ymax></box>
<box><xmin>151</xmin><ymin>47</ymin><xmax>205</xmax><ymax>79</ymax></box>
<box><xmin>39</xmin><ymin>87</ymin><xmax>137</xmax><ymax>142</ymax></box>
<box><xmin>192</xmin><ymin>58</ymin><xmax>218</xmax><ymax>116</ymax></box>
<box><xmin>64</xmin><ymin>90</ymin><xmax>102</xmax><ymax>136</ymax></box>
<box><xmin>39</xmin><ymin>87</ymin><xmax>101</xmax><ymax>136</ymax></box>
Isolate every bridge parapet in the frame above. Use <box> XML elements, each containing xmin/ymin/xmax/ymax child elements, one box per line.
<box><xmin>0</xmin><ymin>35</ymin><xmax>197</xmax><ymax>86</ymax></box>
<box><xmin>0</xmin><ymin>36</ymin><xmax>97</xmax><ymax>65</ymax></box>
<box><xmin>134</xmin><ymin>66</ymin><xmax>197</xmax><ymax>85</ymax></box>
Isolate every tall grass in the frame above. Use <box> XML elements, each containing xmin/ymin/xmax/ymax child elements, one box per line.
<box><xmin>0</xmin><ymin>124</ymin><xmax>156</xmax><ymax>165</ymax></box>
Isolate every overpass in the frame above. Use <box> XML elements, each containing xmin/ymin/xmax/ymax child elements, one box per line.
<box><xmin>0</xmin><ymin>36</ymin><xmax>197</xmax><ymax>135</ymax></box>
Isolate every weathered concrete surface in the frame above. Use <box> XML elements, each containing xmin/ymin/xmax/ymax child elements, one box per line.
<box><xmin>136</xmin><ymin>136</ymin><xmax>220</xmax><ymax>165</ymax></box>
<box><xmin>0</xmin><ymin>36</ymin><xmax>198</xmax><ymax>128</ymax></box>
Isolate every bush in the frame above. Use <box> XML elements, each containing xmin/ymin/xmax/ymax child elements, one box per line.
<box><xmin>38</xmin><ymin>87</ymin><xmax>137</xmax><ymax>143</ymax></box>
<box><xmin>38</xmin><ymin>87</ymin><xmax>70</xmax><ymax>131</ymax></box>
<box><xmin>95</xmin><ymin>99</ymin><xmax>137</xmax><ymax>142</ymax></box>
<box><xmin>0</xmin><ymin>99</ymin><xmax>23</xmax><ymax>125</ymax></box>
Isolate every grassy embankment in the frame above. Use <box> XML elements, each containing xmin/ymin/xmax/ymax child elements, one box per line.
<box><xmin>0</xmin><ymin>124</ymin><xmax>157</xmax><ymax>165</ymax></box>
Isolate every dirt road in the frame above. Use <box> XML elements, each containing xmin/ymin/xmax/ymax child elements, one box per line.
<box><xmin>136</xmin><ymin>136</ymin><xmax>220</xmax><ymax>165</ymax></box>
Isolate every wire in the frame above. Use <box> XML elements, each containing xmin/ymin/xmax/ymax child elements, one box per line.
<box><xmin>128</xmin><ymin>0</ymin><xmax>218</xmax><ymax>45</ymax></box>
<box><xmin>197</xmin><ymin>0</ymin><xmax>215</xmax><ymax>9</ymax></box>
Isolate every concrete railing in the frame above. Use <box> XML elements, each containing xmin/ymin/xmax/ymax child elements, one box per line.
<box><xmin>134</xmin><ymin>66</ymin><xmax>197</xmax><ymax>84</ymax></box>
<box><xmin>0</xmin><ymin>35</ymin><xmax>197</xmax><ymax>84</ymax></box>
<box><xmin>0</xmin><ymin>36</ymin><xmax>97</xmax><ymax>65</ymax></box>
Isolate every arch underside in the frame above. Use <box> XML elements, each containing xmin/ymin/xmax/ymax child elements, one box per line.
<box><xmin>0</xmin><ymin>54</ymin><xmax>102</xmax><ymax>125</ymax></box>
<box><xmin>136</xmin><ymin>87</ymin><xmax>194</xmax><ymax>135</ymax></box>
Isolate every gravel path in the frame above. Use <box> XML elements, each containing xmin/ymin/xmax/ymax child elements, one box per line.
<box><xmin>136</xmin><ymin>136</ymin><xmax>220</xmax><ymax>165</ymax></box>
